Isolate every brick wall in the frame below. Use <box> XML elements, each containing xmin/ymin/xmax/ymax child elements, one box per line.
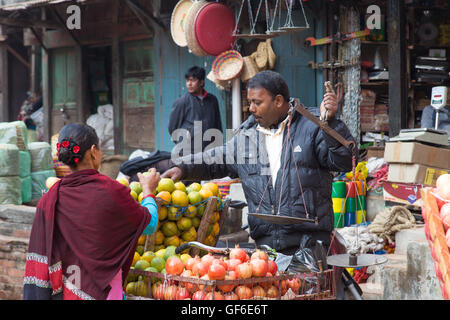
<box><xmin>0</xmin><ymin>205</ymin><xmax>35</xmax><ymax>300</ymax></box>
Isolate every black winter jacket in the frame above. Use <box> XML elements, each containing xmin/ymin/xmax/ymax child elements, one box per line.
<box><xmin>176</xmin><ymin>105</ymin><xmax>357</xmax><ymax>252</ymax></box>
<box><xmin>168</xmin><ymin>92</ymin><xmax>223</xmax><ymax>154</ymax></box>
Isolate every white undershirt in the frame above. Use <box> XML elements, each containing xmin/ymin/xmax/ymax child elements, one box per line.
<box><xmin>256</xmin><ymin>116</ymin><xmax>289</xmax><ymax>188</ymax></box>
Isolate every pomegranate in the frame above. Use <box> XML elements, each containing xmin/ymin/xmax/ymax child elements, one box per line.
<box><xmin>235</xmin><ymin>285</ymin><xmax>253</xmax><ymax>300</ymax></box>
<box><xmin>163</xmin><ymin>285</ymin><xmax>178</xmax><ymax>300</ymax></box>
<box><xmin>260</xmin><ymin>272</ymin><xmax>273</xmax><ymax>290</ymax></box>
<box><xmin>280</xmin><ymin>280</ymin><xmax>288</xmax><ymax>295</ymax></box>
<box><xmin>226</xmin><ymin>258</ymin><xmax>242</xmax><ymax>272</ymax></box>
<box><xmin>447</xmin><ymin>228</ymin><xmax>450</xmax><ymax>248</ymax></box>
<box><xmin>287</xmin><ymin>278</ymin><xmax>301</xmax><ymax>294</ymax></box>
<box><xmin>201</xmin><ymin>253</ymin><xmax>215</xmax><ymax>268</ymax></box>
<box><xmin>266</xmin><ymin>285</ymin><xmax>279</xmax><ymax>298</ymax></box>
<box><xmin>181</xmin><ymin>270</ymin><xmax>197</xmax><ymax>293</ymax></box>
<box><xmin>230</xmin><ymin>245</ymin><xmax>247</xmax><ymax>263</ymax></box>
<box><xmin>224</xmin><ymin>292</ymin><xmax>239</xmax><ymax>300</ymax></box>
<box><xmin>250</xmin><ymin>258</ymin><xmax>268</xmax><ymax>277</ymax></box>
<box><xmin>185</xmin><ymin>256</ymin><xmax>200</xmax><ymax>271</ymax></box>
<box><xmin>236</xmin><ymin>262</ymin><xmax>252</xmax><ymax>279</ymax></box>
<box><xmin>212</xmin><ymin>258</ymin><xmax>228</xmax><ymax>271</ymax></box>
<box><xmin>166</xmin><ymin>256</ymin><xmax>185</xmax><ymax>275</ymax></box>
<box><xmin>192</xmin><ymin>290</ymin><xmax>206</xmax><ymax>300</ymax></box>
<box><xmin>267</xmin><ymin>260</ymin><xmax>278</xmax><ymax>275</ymax></box>
<box><xmin>252</xmin><ymin>285</ymin><xmax>266</xmax><ymax>298</ymax></box>
<box><xmin>436</xmin><ymin>174</ymin><xmax>450</xmax><ymax>200</ymax></box>
<box><xmin>151</xmin><ymin>283</ymin><xmax>164</xmax><ymax>300</ymax></box>
<box><xmin>244</xmin><ymin>253</ymin><xmax>250</xmax><ymax>262</ymax></box>
<box><xmin>251</xmin><ymin>249</ymin><xmax>268</xmax><ymax>262</ymax></box>
<box><xmin>198</xmin><ymin>274</ymin><xmax>213</xmax><ymax>292</ymax></box>
<box><xmin>440</xmin><ymin>203</ymin><xmax>450</xmax><ymax>231</ymax></box>
<box><xmin>176</xmin><ymin>287</ymin><xmax>191</xmax><ymax>300</ymax></box>
<box><xmin>192</xmin><ymin>261</ymin><xmax>209</xmax><ymax>277</ymax></box>
<box><xmin>205</xmin><ymin>291</ymin><xmax>224</xmax><ymax>300</ymax></box>
<box><xmin>217</xmin><ymin>270</ymin><xmax>237</xmax><ymax>292</ymax></box>
<box><xmin>208</xmin><ymin>263</ymin><xmax>226</xmax><ymax>280</ymax></box>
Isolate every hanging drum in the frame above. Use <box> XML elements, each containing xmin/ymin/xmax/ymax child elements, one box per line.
<box><xmin>193</xmin><ymin>2</ymin><xmax>236</xmax><ymax>56</ymax></box>
<box><xmin>170</xmin><ymin>0</ymin><xmax>194</xmax><ymax>47</ymax></box>
<box><xmin>184</xmin><ymin>0</ymin><xmax>209</xmax><ymax>56</ymax></box>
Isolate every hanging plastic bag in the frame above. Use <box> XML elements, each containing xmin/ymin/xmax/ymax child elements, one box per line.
<box><xmin>287</xmin><ymin>234</ymin><xmax>320</xmax><ymax>274</ymax></box>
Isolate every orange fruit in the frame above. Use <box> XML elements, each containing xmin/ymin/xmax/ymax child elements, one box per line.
<box><xmin>158</xmin><ymin>206</ymin><xmax>168</xmax><ymax>221</ymax></box>
<box><xmin>174</xmin><ymin>181</ymin><xmax>187</xmax><ymax>192</ymax></box>
<box><xmin>156</xmin><ymin>191</ymin><xmax>171</xmax><ymax>204</ymax></box>
<box><xmin>188</xmin><ymin>191</ymin><xmax>203</xmax><ymax>205</ymax></box>
<box><xmin>158</xmin><ymin>178</ymin><xmax>175</xmax><ymax>193</ymax></box>
<box><xmin>132</xmin><ymin>252</ymin><xmax>141</xmax><ymax>267</ymax></box>
<box><xmin>171</xmin><ymin>190</ymin><xmax>189</xmax><ymax>207</ymax></box>
<box><xmin>116</xmin><ymin>177</ymin><xmax>129</xmax><ymax>188</ymax></box>
<box><xmin>203</xmin><ymin>182</ymin><xmax>219</xmax><ymax>197</ymax></box>
<box><xmin>188</xmin><ymin>182</ymin><xmax>202</xmax><ymax>192</ymax></box>
<box><xmin>138</xmin><ymin>235</ymin><xmax>146</xmax><ymax>245</ymax></box>
<box><xmin>130</xmin><ymin>190</ymin><xmax>138</xmax><ymax>201</ymax></box>
<box><xmin>199</xmin><ymin>188</ymin><xmax>213</xmax><ymax>200</ymax></box>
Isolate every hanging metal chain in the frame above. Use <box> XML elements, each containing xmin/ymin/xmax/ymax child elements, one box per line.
<box><xmin>250</xmin><ymin>0</ymin><xmax>264</xmax><ymax>34</ymax></box>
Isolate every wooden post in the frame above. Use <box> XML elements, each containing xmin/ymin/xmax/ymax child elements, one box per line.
<box><xmin>0</xmin><ymin>39</ymin><xmax>9</xmax><ymax>122</ymax></box>
<box><xmin>112</xmin><ymin>0</ymin><xmax>123</xmax><ymax>154</ymax></box>
<box><xmin>41</xmin><ymin>7</ymin><xmax>52</xmax><ymax>142</ymax></box>
<box><xmin>387</xmin><ymin>0</ymin><xmax>407</xmax><ymax>137</ymax></box>
<box><xmin>191</xmin><ymin>197</ymin><xmax>218</xmax><ymax>257</ymax></box>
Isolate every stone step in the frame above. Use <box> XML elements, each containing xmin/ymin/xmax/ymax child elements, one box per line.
<box><xmin>359</xmin><ymin>282</ymin><xmax>384</xmax><ymax>300</ymax></box>
<box><xmin>394</xmin><ymin>225</ymin><xmax>426</xmax><ymax>255</ymax></box>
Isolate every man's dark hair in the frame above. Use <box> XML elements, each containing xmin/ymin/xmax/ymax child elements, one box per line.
<box><xmin>185</xmin><ymin>66</ymin><xmax>205</xmax><ymax>81</ymax></box>
<box><xmin>247</xmin><ymin>70</ymin><xmax>290</xmax><ymax>102</ymax></box>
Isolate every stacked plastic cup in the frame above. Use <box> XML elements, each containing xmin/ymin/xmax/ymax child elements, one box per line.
<box><xmin>332</xmin><ymin>181</ymin><xmax>346</xmax><ymax>228</ymax></box>
<box><xmin>345</xmin><ymin>182</ymin><xmax>356</xmax><ymax>226</ymax></box>
<box><xmin>355</xmin><ymin>180</ymin><xmax>367</xmax><ymax>224</ymax></box>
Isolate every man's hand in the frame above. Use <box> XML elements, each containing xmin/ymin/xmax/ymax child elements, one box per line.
<box><xmin>138</xmin><ymin>168</ymin><xmax>160</xmax><ymax>196</ymax></box>
<box><xmin>320</xmin><ymin>91</ymin><xmax>338</xmax><ymax>120</ymax></box>
<box><xmin>161</xmin><ymin>167</ymin><xmax>183</xmax><ymax>182</ymax></box>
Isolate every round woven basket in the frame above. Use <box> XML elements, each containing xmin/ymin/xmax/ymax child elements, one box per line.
<box><xmin>184</xmin><ymin>0</ymin><xmax>208</xmax><ymax>56</ymax></box>
<box><xmin>170</xmin><ymin>0</ymin><xmax>194</xmax><ymax>47</ymax></box>
<box><xmin>212</xmin><ymin>50</ymin><xmax>244</xmax><ymax>81</ymax></box>
<box><xmin>240</xmin><ymin>56</ymin><xmax>259</xmax><ymax>82</ymax></box>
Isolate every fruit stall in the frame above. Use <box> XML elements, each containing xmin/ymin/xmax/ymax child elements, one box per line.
<box><xmin>421</xmin><ymin>174</ymin><xmax>450</xmax><ymax>300</ymax></box>
<box><xmin>117</xmin><ymin>175</ymin><xmax>335</xmax><ymax>300</ymax></box>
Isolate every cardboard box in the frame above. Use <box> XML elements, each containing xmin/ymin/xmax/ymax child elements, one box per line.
<box><xmin>382</xmin><ymin>181</ymin><xmax>424</xmax><ymax>206</ymax></box>
<box><xmin>384</xmin><ymin>142</ymin><xmax>450</xmax><ymax>170</ymax></box>
<box><xmin>366</xmin><ymin>146</ymin><xmax>385</xmax><ymax>158</ymax></box>
<box><xmin>388</xmin><ymin>163</ymin><xmax>448</xmax><ymax>186</ymax></box>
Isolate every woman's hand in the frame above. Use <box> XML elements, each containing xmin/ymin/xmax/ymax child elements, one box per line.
<box><xmin>138</xmin><ymin>168</ymin><xmax>160</xmax><ymax>196</ymax></box>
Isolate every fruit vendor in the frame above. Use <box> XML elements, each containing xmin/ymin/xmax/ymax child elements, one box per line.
<box><xmin>168</xmin><ymin>66</ymin><xmax>223</xmax><ymax>155</ymax></box>
<box><xmin>23</xmin><ymin>123</ymin><xmax>161</xmax><ymax>300</ymax></box>
<box><xmin>162</xmin><ymin>70</ymin><xmax>357</xmax><ymax>255</ymax></box>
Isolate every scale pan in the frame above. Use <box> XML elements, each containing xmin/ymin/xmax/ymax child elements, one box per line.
<box><xmin>248</xmin><ymin>213</ymin><xmax>315</xmax><ymax>225</ymax></box>
<box><xmin>234</xmin><ymin>33</ymin><xmax>277</xmax><ymax>39</ymax></box>
<box><xmin>279</xmin><ymin>26</ymin><xmax>310</xmax><ymax>32</ymax></box>
<box><xmin>327</xmin><ymin>254</ymin><xmax>388</xmax><ymax>268</ymax></box>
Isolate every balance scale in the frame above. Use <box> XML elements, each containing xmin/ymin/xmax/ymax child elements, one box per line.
<box><xmin>390</xmin><ymin>86</ymin><xmax>449</xmax><ymax>147</ymax></box>
<box><xmin>389</xmin><ymin>128</ymin><xmax>449</xmax><ymax>147</ymax></box>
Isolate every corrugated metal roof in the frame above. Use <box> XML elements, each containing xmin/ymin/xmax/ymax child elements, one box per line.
<box><xmin>0</xmin><ymin>0</ymin><xmax>86</xmax><ymax>10</ymax></box>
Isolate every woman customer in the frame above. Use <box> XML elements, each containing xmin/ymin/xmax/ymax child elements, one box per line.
<box><xmin>23</xmin><ymin>123</ymin><xmax>160</xmax><ymax>300</ymax></box>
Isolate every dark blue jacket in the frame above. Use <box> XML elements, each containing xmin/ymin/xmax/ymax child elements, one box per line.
<box><xmin>176</xmin><ymin>105</ymin><xmax>357</xmax><ymax>252</ymax></box>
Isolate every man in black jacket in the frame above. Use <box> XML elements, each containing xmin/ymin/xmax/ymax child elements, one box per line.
<box><xmin>163</xmin><ymin>71</ymin><xmax>356</xmax><ymax>254</ymax></box>
<box><xmin>168</xmin><ymin>66</ymin><xmax>223</xmax><ymax>156</ymax></box>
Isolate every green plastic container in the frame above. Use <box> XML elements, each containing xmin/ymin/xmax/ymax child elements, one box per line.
<box><xmin>332</xmin><ymin>181</ymin><xmax>347</xmax><ymax>198</ymax></box>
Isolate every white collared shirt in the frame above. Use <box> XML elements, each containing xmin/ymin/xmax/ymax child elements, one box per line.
<box><xmin>256</xmin><ymin>116</ymin><xmax>290</xmax><ymax>187</ymax></box>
